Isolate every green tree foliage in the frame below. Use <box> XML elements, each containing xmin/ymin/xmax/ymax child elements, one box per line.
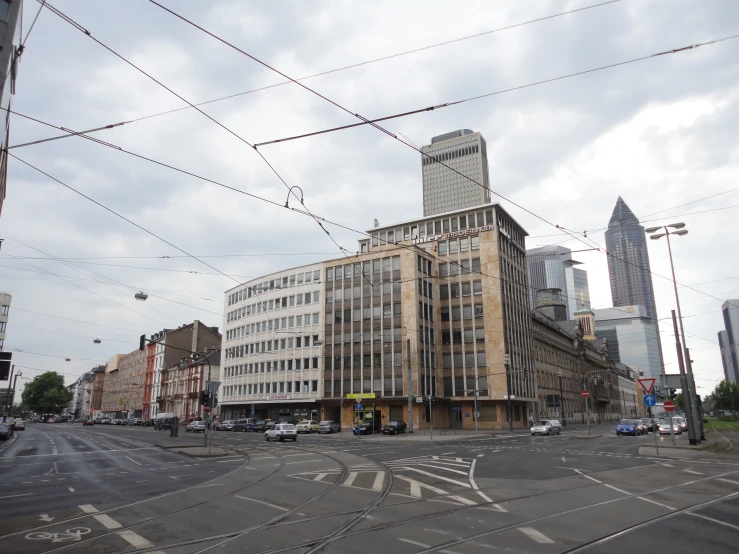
<box><xmin>703</xmin><ymin>380</ymin><xmax>739</xmax><ymax>412</ymax></box>
<box><xmin>21</xmin><ymin>372</ymin><xmax>70</xmax><ymax>415</ymax></box>
<box><xmin>674</xmin><ymin>392</ymin><xmax>684</xmax><ymax>410</ymax></box>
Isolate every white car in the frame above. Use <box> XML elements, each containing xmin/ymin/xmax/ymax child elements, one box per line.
<box><xmin>265</xmin><ymin>423</ymin><xmax>298</xmax><ymax>442</ymax></box>
<box><xmin>531</xmin><ymin>419</ymin><xmax>562</xmax><ymax>436</ymax></box>
<box><xmin>296</xmin><ymin>420</ymin><xmax>319</xmax><ymax>433</ymax></box>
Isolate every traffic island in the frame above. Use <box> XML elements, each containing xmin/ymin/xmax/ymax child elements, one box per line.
<box><xmin>638</xmin><ymin>432</ymin><xmax>728</xmax><ymax>458</ymax></box>
<box><xmin>155</xmin><ymin>442</ymin><xmax>233</xmax><ymax>457</ymax></box>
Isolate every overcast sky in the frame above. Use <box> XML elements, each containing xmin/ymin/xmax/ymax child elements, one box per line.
<box><xmin>1</xmin><ymin>0</ymin><xmax>738</xmax><ymax>401</ymax></box>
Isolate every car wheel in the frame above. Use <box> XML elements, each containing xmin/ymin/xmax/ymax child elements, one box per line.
<box><xmin>278</xmin><ymin>436</ymin><xmax>284</xmax><ymax>442</ymax></box>
<box><xmin>557</xmin><ymin>428</ymin><xmax>561</xmax><ymax>435</ymax></box>
<box><xmin>265</xmin><ymin>435</ymin><xmax>269</xmax><ymax>441</ymax></box>
<box><xmin>292</xmin><ymin>437</ymin><xmax>297</xmax><ymax>441</ymax></box>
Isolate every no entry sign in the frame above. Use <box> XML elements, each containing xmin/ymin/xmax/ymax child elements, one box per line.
<box><xmin>663</xmin><ymin>400</ymin><xmax>676</xmax><ymax>412</ymax></box>
<box><xmin>581</xmin><ymin>390</ymin><xmax>589</xmax><ymax>398</ymax></box>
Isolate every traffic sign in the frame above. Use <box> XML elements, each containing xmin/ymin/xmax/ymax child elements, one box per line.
<box><xmin>637</xmin><ymin>378</ymin><xmax>656</xmax><ymax>394</ymax></box>
<box><xmin>643</xmin><ymin>394</ymin><xmax>657</xmax><ymax>407</ymax></box>
<box><xmin>355</xmin><ymin>404</ymin><xmax>363</xmax><ymax>411</ymax></box>
<box><xmin>663</xmin><ymin>400</ymin><xmax>676</xmax><ymax>412</ymax></box>
<box><xmin>581</xmin><ymin>390</ymin><xmax>589</xmax><ymax>398</ymax></box>
<box><xmin>416</xmin><ymin>396</ymin><xmax>423</xmax><ymax>404</ymax></box>
<box><xmin>203</xmin><ymin>407</ymin><xmax>212</xmax><ymax>413</ymax></box>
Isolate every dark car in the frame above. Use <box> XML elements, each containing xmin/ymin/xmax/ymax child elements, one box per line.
<box><xmin>616</xmin><ymin>419</ymin><xmax>640</xmax><ymax>436</ymax></box>
<box><xmin>356</xmin><ymin>420</ymin><xmax>382</xmax><ymax>435</ymax></box>
<box><xmin>646</xmin><ymin>419</ymin><xmax>660</xmax><ymax>432</ymax></box>
<box><xmin>233</xmin><ymin>418</ymin><xmax>255</xmax><ymax>432</ymax></box>
<box><xmin>253</xmin><ymin>420</ymin><xmax>275</xmax><ymax>433</ymax></box>
<box><xmin>382</xmin><ymin>421</ymin><xmax>407</xmax><ymax>435</ymax></box>
<box><xmin>0</xmin><ymin>422</ymin><xmax>13</xmax><ymax>440</ymax></box>
<box><xmin>83</xmin><ymin>419</ymin><xmax>95</xmax><ymax>426</ymax></box>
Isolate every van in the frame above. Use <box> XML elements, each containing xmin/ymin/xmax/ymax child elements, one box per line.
<box><xmin>233</xmin><ymin>418</ymin><xmax>255</xmax><ymax>432</ymax></box>
<box><xmin>155</xmin><ymin>412</ymin><xmax>176</xmax><ymax>430</ymax></box>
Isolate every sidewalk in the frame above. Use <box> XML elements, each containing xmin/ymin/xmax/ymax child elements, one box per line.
<box><xmin>637</xmin><ymin>429</ymin><xmax>735</xmax><ymax>459</ymax></box>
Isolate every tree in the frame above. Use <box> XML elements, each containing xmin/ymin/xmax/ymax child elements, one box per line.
<box><xmin>21</xmin><ymin>372</ymin><xmax>70</xmax><ymax>415</ymax></box>
<box><xmin>674</xmin><ymin>393</ymin><xmax>684</xmax><ymax>410</ymax></box>
<box><xmin>704</xmin><ymin>380</ymin><xmax>739</xmax><ymax>412</ymax></box>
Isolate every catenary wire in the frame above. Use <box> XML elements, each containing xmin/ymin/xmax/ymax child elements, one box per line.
<box><xmin>11</xmin><ymin>0</ymin><xmax>621</xmax><ymax>150</ymax></box>
<box><xmin>10</xmin><ymin>325</ymin><xmax>138</xmax><ymax>344</ymax></box>
<box><xmin>11</xmin><ymin>349</ymin><xmax>107</xmax><ymax>363</ymax></box>
<box><xmin>11</xmin><ymin>307</ymin><xmax>143</xmax><ymax>333</ymax></box>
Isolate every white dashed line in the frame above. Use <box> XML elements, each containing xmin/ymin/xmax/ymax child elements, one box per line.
<box><xmin>234</xmin><ymin>495</ymin><xmax>289</xmax><ymax>511</ymax></box>
<box><xmin>519</xmin><ymin>527</ymin><xmax>555</xmax><ymax>544</ymax></box>
<box><xmin>683</xmin><ymin>469</ymin><xmax>704</xmax><ymax>475</ymax></box>
<box><xmin>79</xmin><ymin>504</ymin><xmax>98</xmax><ymax>513</ymax></box>
<box><xmin>688</xmin><ymin>512</ymin><xmax>739</xmax><ymax>531</ymax></box>
<box><xmin>125</xmin><ymin>456</ymin><xmax>142</xmax><ymax>466</ymax></box>
<box><xmin>637</xmin><ymin>496</ymin><xmax>675</xmax><ymax>510</ymax></box>
<box><xmin>93</xmin><ymin>514</ymin><xmax>122</xmax><ymax>529</ymax></box>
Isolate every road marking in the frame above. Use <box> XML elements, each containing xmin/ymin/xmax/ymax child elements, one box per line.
<box><xmin>136</xmin><ymin>480</ymin><xmax>148</xmax><ymax>483</ymax></box>
<box><xmin>343</xmin><ymin>472</ymin><xmax>359</xmax><ymax>487</ymax></box>
<box><xmin>469</xmin><ymin>459</ymin><xmax>493</xmax><ymax>503</ymax></box>
<box><xmin>372</xmin><ymin>472</ymin><xmax>385</xmax><ymax>492</ymax></box>
<box><xmin>399</xmin><ymin>467</ymin><xmax>472</xmax><ymax>488</ymax></box>
<box><xmin>125</xmin><ymin>456</ymin><xmax>142</xmax><ymax>466</ymax></box>
<box><xmin>68</xmin><ymin>487</ymin><xmax>75</xmax><ymax>492</ymax></box>
<box><xmin>116</xmin><ymin>530</ymin><xmax>153</xmax><ymax>548</ymax></box>
<box><xmin>689</xmin><ymin>512</ymin><xmax>739</xmax><ymax>531</ymax></box>
<box><xmin>660</xmin><ymin>463</ymin><xmax>674</xmax><ymax>468</ymax></box>
<box><xmin>196</xmin><ymin>483</ymin><xmax>224</xmax><ymax>488</ymax></box>
<box><xmin>585</xmin><ymin>475</ymin><xmax>602</xmax><ymax>483</ymax></box>
<box><xmin>313</xmin><ymin>473</ymin><xmax>329</xmax><ymax>482</ymax></box>
<box><xmin>441</xmin><ymin>452</ymin><xmax>455</xmax><ymax>455</ymax></box>
<box><xmin>234</xmin><ymin>495</ymin><xmax>289</xmax><ymax>511</ymax></box>
<box><xmin>684</xmin><ymin>469</ymin><xmax>703</xmax><ymax>475</ymax></box>
<box><xmin>562</xmin><ymin>456</ymin><xmax>566</xmax><ymax>462</ymax></box>
<box><xmin>79</xmin><ymin>504</ymin><xmax>98</xmax><ymax>513</ymax></box>
<box><xmin>217</xmin><ymin>458</ymin><xmax>245</xmax><ymax>463</ymax></box>
<box><xmin>448</xmin><ymin>495</ymin><xmax>477</xmax><ymax>506</ymax></box>
<box><xmin>637</xmin><ymin>496</ymin><xmax>675</xmax><ymax>510</ymax></box>
<box><xmin>519</xmin><ymin>527</ymin><xmax>555</xmax><ymax>544</ymax></box>
<box><xmin>395</xmin><ymin>474</ymin><xmax>448</xmax><ymax>497</ymax></box>
<box><xmin>604</xmin><ymin>484</ymin><xmax>631</xmax><ymax>495</ymax></box>
<box><xmin>0</xmin><ymin>493</ymin><xmax>33</xmax><ymax>500</ymax></box>
<box><xmin>717</xmin><ymin>478</ymin><xmax>739</xmax><ymax>486</ymax></box>
<box><xmin>286</xmin><ymin>460</ymin><xmax>322</xmax><ymax>464</ymax></box>
<box><xmin>93</xmin><ymin>514</ymin><xmax>122</xmax><ymax>529</ymax></box>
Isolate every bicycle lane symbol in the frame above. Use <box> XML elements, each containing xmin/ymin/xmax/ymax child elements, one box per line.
<box><xmin>26</xmin><ymin>527</ymin><xmax>91</xmax><ymax>543</ymax></box>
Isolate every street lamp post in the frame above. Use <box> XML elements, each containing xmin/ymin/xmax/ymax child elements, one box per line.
<box><xmin>646</xmin><ymin>223</ymin><xmax>702</xmax><ymax>444</ymax></box>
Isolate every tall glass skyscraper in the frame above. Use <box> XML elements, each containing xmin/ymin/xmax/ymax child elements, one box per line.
<box><xmin>604</xmin><ymin>197</ymin><xmax>664</xmax><ymax>374</ymax></box>
<box><xmin>526</xmin><ymin>245</ymin><xmax>591</xmax><ymax>318</ymax></box>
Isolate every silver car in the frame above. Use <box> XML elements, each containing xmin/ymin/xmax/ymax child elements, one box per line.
<box><xmin>318</xmin><ymin>421</ymin><xmax>341</xmax><ymax>434</ymax></box>
<box><xmin>265</xmin><ymin>423</ymin><xmax>298</xmax><ymax>442</ymax></box>
<box><xmin>531</xmin><ymin>419</ymin><xmax>562</xmax><ymax>436</ymax></box>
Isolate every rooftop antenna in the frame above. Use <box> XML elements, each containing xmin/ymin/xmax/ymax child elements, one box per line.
<box><xmin>373</xmin><ymin>219</ymin><xmax>379</xmax><ymax>228</ymax></box>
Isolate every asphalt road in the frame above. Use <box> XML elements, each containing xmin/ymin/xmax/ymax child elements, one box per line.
<box><xmin>1</xmin><ymin>423</ymin><xmax>737</xmax><ymax>553</ymax></box>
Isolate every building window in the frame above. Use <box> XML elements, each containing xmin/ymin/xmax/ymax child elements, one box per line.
<box><xmin>0</xmin><ymin>305</ymin><xmax>8</xmax><ymax>316</ymax></box>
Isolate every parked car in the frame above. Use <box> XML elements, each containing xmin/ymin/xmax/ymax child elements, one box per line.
<box><xmin>253</xmin><ymin>420</ymin><xmax>274</xmax><ymax>433</ymax></box>
<box><xmin>0</xmin><ymin>422</ymin><xmax>12</xmax><ymax>440</ymax></box>
<box><xmin>646</xmin><ymin>419</ymin><xmax>660</xmax><ymax>432</ymax></box>
<box><xmin>382</xmin><ymin>421</ymin><xmax>407</xmax><ymax>435</ymax></box>
<box><xmin>296</xmin><ymin>420</ymin><xmax>320</xmax><ymax>433</ymax></box>
<box><xmin>617</xmin><ymin>419</ymin><xmax>641</xmax><ymax>436</ymax></box>
<box><xmin>233</xmin><ymin>418</ymin><xmax>255</xmax><ymax>432</ymax></box>
<box><xmin>659</xmin><ymin>420</ymin><xmax>682</xmax><ymax>435</ymax></box>
<box><xmin>121</xmin><ymin>419</ymin><xmax>129</xmax><ymax>426</ymax></box>
<box><xmin>13</xmin><ymin>419</ymin><xmax>25</xmax><ymax>431</ymax></box>
<box><xmin>155</xmin><ymin>413</ymin><xmax>176</xmax><ymax>430</ymax></box>
<box><xmin>217</xmin><ymin>420</ymin><xmax>236</xmax><ymax>431</ymax></box>
<box><xmin>634</xmin><ymin>419</ymin><xmax>648</xmax><ymax>434</ymax></box>
<box><xmin>143</xmin><ymin>419</ymin><xmax>155</xmax><ymax>427</ymax></box>
<box><xmin>318</xmin><ymin>421</ymin><xmax>341</xmax><ymax>434</ymax></box>
<box><xmin>98</xmin><ymin>418</ymin><xmax>111</xmax><ymax>424</ymax></box>
<box><xmin>191</xmin><ymin>421</ymin><xmax>207</xmax><ymax>433</ymax></box>
<box><xmin>83</xmin><ymin>419</ymin><xmax>95</xmax><ymax>426</ymax></box>
<box><xmin>130</xmin><ymin>418</ymin><xmax>142</xmax><ymax>426</ymax></box>
<box><xmin>356</xmin><ymin>419</ymin><xmax>382</xmax><ymax>435</ymax></box>
<box><xmin>531</xmin><ymin>419</ymin><xmax>562</xmax><ymax>436</ymax></box>
<box><xmin>265</xmin><ymin>423</ymin><xmax>297</xmax><ymax>442</ymax></box>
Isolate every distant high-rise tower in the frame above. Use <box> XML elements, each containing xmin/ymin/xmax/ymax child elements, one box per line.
<box><xmin>526</xmin><ymin>245</ymin><xmax>591</xmax><ymax>319</ymax></box>
<box><xmin>604</xmin><ymin>197</ymin><xmax>664</xmax><ymax>375</ymax></box>
<box><xmin>721</xmin><ymin>301</ymin><xmax>739</xmax><ymax>385</ymax></box>
<box><xmin>421</xmin><ymin>129</ymin><xmax>490</xmax><ymax>216</ymax></box>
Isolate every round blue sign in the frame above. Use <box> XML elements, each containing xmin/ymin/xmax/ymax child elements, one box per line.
<box><xmin>355</xmin><ymin>404</ymin><xmax>363</xmax><ymax>411</ymax></box>
<box><xmin>643</xmin><ymin>394</ymin><xmax>657</xmax><ymax>407</ymax></box>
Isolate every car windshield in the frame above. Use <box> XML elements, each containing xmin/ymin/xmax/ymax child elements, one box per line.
<box><xmin>0</xmin><ymin>424</ymin><xmax>8</xmax><ymax>430</ymax></box>
<box><xmin>387</xmin><ymin>422</ymin><xmax>398</xmax><ymax>426</ymax></box>
<box><xmin>537</xmin><ymin>421</ymin><xmax>551</xmax><ymax>426</ymax></box>
<box><xmin>619</xmin><ymin>420</ymin><xmax>633</xmax><ymax>425</ymax></box>
<box><xmin>319</xmin><ymin>421</ymin><xmax>331</xmax><ymax>425</ymax></box>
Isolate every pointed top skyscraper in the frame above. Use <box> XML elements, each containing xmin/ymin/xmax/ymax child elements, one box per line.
<box><xmin>602</xmin><ymin>197</ymin><xmax>665</xmax><ymax>379</ymax></box>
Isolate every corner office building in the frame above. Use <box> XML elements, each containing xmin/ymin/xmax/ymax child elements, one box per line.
<box><xmin>219</xmin><ymin>204</ymin><xmax>536</xmax><ymax>430</ymax></box>
<box><xmin>421</xmin><ymin>130</ymin><xmax>491</xmax><ymax>217</ymax></box>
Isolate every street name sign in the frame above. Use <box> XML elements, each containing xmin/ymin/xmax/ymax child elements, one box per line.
<box><xmin>637</xmin><ymin>378</ymin><xmax>656</xmax><ymax>394</ymax></box>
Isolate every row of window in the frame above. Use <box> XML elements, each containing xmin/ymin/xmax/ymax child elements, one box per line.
<box><xmin>328</xmin><ymin>328</ymin><xmax>404</xmax><ymax>344</ymax></box>
<box><xmin>224</xmin><ymin>380</ymin><xmax>318</xmax><ymax>397</ymax></box>
<box><xmin>227</xmin><ymin>292</ymin><xmax>321</xmax><ymax>322</ymax></box>
<box><xmin>226</xmin><ymin>312</ymin><xmax>320</xmax><ymax>340</ymax></box>
<box><xmin>224</xmin><ymin>357</ymin><xmax>320</xmax><ymax>377</ymax></box>
<box><xmin>440</xmin><ymin>280</ymin><xmax>483</xmax><ymax>299</ymax></box>
<box><xmin>0</xmin><ymin>321</ymin><xmax>5</xmax><ymax>333</ymax></box>
<box><xmin>439</xmin><ymin>258</ymin><xmax>481</xmax><ymax>277</ymax></box>
<box><xmin>325</xmin><ymin>257</ymin><xmax>401</xmax><ymax>282</ymax></box>
<box><xmin>438</xmin><ymin>235</ymin><xmax>480</xmax><ymax>254</ymax></box>
<box><xmin>442</xmin><ymin>329</ymin><xmax>486</xmax><ymax>344</ymax></box>
<box><xmin>0</xmin><ymin>305</ymin><xmax>8</xmax><ymax>316</ymax></box>
<box><xmin>326</xmin><ymin>281</ymin><xmax>401</xmax><ymax>302</ymax></box>
<box><xmin>440</xmin><ymin>304</ymin><xmax>484</xmax><ymax>321</ymax></box>
<box><xmin>324</xmin><ymin>377</ymin><xmax>403</xmax><ymax>397</ymax></box>
<box><xmin>419</xmin><ymin>301</ymin><xmax>433</xmax><ymax>322</ymax></box>
<box><xmin>325</xmin><ymin>352</ymin><xmax>403</xmax><ymax>370</ymax></box>
<box><xmin>224</xmin><ymin>335</ymin><xmax>320</xmax><ymax>359</ymax></box>
<box><xmin>332</xmin><ymin>303</ymin><xmax>401</xmax><ymax>323</ymax></box>
<box><xmin>418</xmin><ymin>278</ymin><xmax>434</xmax><ymax>299</ymax></box>
<box><xmin>442</xmin><ymin>351</ymin><xmax>488</xmax><ymax>368</ymax></box>
<box><xmin>369</xmin><ymin>210</ymin><xmax>494</xmax><ymax>248</ymax></box>
<box><xmin>227</xmin><ymin>270</ymin><xmax>322</xmax><ymax>306</ymax></box>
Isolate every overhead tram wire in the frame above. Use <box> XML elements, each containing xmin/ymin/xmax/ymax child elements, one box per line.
<box><xmin>11</xmin><ymin>325</ymin><xmax>139</xmax><ymax>344</ymax></box>
<box><xmin>0</xmin><ymin>231</ymin><xmax>224</xmax><ymax>316</ymax></box>
<box><xmin>0</xmin><ymin>231</ymin><xmax>189</xmax><ymax>323</ymax></box>
<box><xmin>8</xmin><ymin>110</ymin><xmax>731</xmax><ymax>325</ymax></box>
<box><xmin>11</xmin><ymin>307</ymin><xmax>143</xmax><ymax>333</ymax></box>
<box><xmin>150</xmin><ymin>3</ymin><xmax>739</xmax><ymax>310</ymax></box>
<box><xmin>13</xmin><ymin>0</ymin><xmax>621</xmax><ymax>150</ymax></box>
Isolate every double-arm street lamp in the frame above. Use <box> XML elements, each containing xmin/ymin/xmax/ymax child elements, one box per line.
<box><xmin>646</xmin><ymin>222</ymin><xmax>702</xmax><ymax>445</ymax></box>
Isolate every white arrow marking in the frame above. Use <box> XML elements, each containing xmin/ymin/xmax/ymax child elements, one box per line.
<box><xmin>39</xmin><ymin>514</ymin><xmax>54</xmax><ymax>522</ymax></box>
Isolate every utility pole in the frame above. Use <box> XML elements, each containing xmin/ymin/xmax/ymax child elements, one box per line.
<box><xmin>474</xmin><ymin>377</ymin><xmax>479</xmax><ymax>434</ymax></box>
<box><xmin>505</xmin><ymin>355</ymin><xmax>513</xmax><ymax>432</ymax></box>
<box><xmin>2</xmin><ymin>365</ymin><xmax>14</xmax><ymax>421</ymax></box>
<box><xmin>558</xmin><ymin>370</ymin><xmax>566</xmax><ymax>427</ymax></box>
<box><xmin>671</xmin><ymin>310</ymin><xmax>697</xmax><ymax>445</ymax></box>
<box><xmin>406</xmin><ymin>339</ymin><xmax>413</xmax><ymax>433</ymax></box>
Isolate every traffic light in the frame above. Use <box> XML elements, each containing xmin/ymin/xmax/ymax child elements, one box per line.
<box><xmin>0</xmin><ymin>352</ymin><xmax>11</xmax><ymax>380</ymax></box>
<box><xmin>212</xmin><ymin>395</ymin><xmax>218</xmax><ymax>408</ymax></box>
<box><xmin>670</xmin><ymin>389</ymin><xmax>678</xmax><ymax>400</ymax></box>
<box><xmin>431</xmin><ymin>397</ymin><xmax>437</xmax><ymax>406</ymax></box>
<box><xmin>200</xmin><ymin>390</ymin><xmax>208</xmax><ymax>405</ymax></box>
<box><xmin>139</xmin><ymin>335</ymin><xmax>146</xmax><ymax>351</ymax></box>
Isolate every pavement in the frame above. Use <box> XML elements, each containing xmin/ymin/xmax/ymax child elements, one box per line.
<box><xmin>0</xmin><ymin>423</ymin><xmax>737</xmax><ymax>553</ymax></box>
